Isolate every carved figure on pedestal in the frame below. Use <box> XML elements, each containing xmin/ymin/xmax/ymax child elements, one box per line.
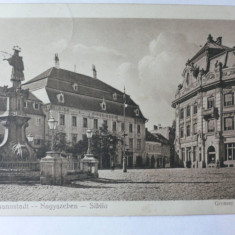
<box><xmin>4</xmin><ymin>46</ymin><xmax>24</xmax><ymax>81</ymax></box>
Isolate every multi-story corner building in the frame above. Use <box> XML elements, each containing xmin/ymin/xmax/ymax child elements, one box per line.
<box><xmin>150</xmin><ymin>124</ymin><xmax>175</xmax><ymax>167</ymax></box>
<box><xmin>144</xmin><ymin>129</ymin><xmax>170</xmax><ymax>168</ymax></box>
<box><xmin>22</xmin><ymin>66</ymin><xmax>147</xmax><ymax>168</ymax></box>
<box><xmin>172</xmin><ymin>34</ymin><xmax>235</xmax><ymax>168</ymax></box>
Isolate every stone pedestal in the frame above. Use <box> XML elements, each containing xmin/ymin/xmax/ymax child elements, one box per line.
<box><xmin>80</xmin><ymin>154</ymin><xmax>99</xmax><ymax>178</ymax></box>
<box><xmin>40</xmin><ymin>151</ymin><xmax>67</xmax><ymax>185</ymax></box>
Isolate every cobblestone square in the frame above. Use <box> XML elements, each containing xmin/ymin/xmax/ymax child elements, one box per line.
<box><xmin>0</xmin><ymin>168</ymin><xmax>234</xmax><ymax>201</ymax></box>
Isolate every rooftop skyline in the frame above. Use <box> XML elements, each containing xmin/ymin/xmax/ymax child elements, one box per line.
<box><xmin>1</xmin><ymin>18</ymin><xmax>235</xmax><ymax>128</ymax></box>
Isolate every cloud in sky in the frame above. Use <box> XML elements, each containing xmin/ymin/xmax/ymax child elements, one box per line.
<box><xmin>73</xmin><ymin>44</ymin><xmax>126</xmax><ymax>60</ymax></box>
<box><xmin>114</xmin><ymin>32</ymin><xmax>199</xmax><ymax>128</ymax></box>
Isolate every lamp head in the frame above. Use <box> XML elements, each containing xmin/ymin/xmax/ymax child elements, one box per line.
<box><xmin>86</xmin><ymin>129</ymin><xmax>93</xmax><ymax>139</ymax></box>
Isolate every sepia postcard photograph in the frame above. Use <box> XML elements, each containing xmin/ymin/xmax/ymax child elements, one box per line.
<box><xmin>0</xmin><ymin>3</ymin><xmax>234</xmax><ymax>216</ymax></box>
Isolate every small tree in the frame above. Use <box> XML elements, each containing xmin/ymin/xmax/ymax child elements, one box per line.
<box><xmin>91</xmin><ymin>123</ymin><xmax>120</xmax><ymax>168</ymax></box>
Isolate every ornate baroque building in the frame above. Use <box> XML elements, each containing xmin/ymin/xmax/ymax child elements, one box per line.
<box><xmin>22</xmin><ymin>66</ymin><xmax>147</xmax><ymax>168</ymax></box>
<box><xmin>172</xmin><ymin>35</ymin><xmax>235</xmax><ymax>168</ymax></box>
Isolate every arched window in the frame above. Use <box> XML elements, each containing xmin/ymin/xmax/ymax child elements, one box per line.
<box><xmin>57</xmin><ymin>93</ymin><xmax>64</xmax><ymax>103</ymax></box>
<box><xmin>186</xmin><ymin>73</ymin><xmax>189</xmax><ymax>86</ymax></box>
<box><xmin>72</xmin><ymin>83</ymin><xmax>78</xmax><ymax>91</ymax></box>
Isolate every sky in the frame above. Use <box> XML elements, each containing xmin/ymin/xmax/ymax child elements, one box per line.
<box><xmin>1</xmin><ymin>18</ymin><xmax>235</xmax><ymax>129</ymax></box>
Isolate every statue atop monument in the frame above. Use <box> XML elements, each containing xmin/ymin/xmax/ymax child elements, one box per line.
<box><xmin>4</xmin><ymin>46</ymin><xmax>24</xmax><ymax>81</ymax></box>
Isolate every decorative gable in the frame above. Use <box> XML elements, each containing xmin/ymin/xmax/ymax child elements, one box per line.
<box><xmin>57</xmin><ymin>93</ymin><xmax>65</xmax><ymax>103</ymax></box>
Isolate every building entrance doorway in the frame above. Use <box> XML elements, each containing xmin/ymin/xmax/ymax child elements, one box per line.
<box><xmin>151</xmin><ymin>155</ymin><xmax>155</xmax><ymax>168</ymax></box>
<box><xmin>207</xmin><ymin>146</ymin><xmax>216</xmax><ymax>164</ymax></box>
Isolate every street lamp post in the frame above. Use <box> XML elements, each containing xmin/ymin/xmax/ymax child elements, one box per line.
<box><xmin>47</xmin><ymin>111</ymin><xmax>58</xmax><ymax>151</ymax></box>
<box><xmin>27</xmin><ymin>133</ymin><xmax>34</xmax><ymax>142</ymax></box>
<box><xmin>123</xmin><ymin>87</ymin><xmax>127</xmax><ymax>173</ymax></box>
<box><xmin>86</xmin><ymin>129</ymin><xmax>93</xmax><ymax>154</ymax></box>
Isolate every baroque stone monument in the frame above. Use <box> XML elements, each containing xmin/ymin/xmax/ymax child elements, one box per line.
<box><xmin>0</xmin><ymin>46</ymin><xmax>36</xmax><ymax>161</ymax></box>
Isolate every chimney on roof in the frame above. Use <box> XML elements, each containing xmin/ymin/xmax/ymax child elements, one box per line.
<box><xmin>158</xmin><ymin>124</ymin><xmax>162</xmax><ymax>129</ymax></box>
<box><xmin>216</xmin><ymin>36</ymin><xmax>222</xmax><ymax>45</ymax></box>
<box><xmin>154</xmin><ymin>125</ymin><xmax>158</xmax><ymax>130</ymax></box>
<box><xmin>92</xmin><ymin>64</ymin><xmax>97</xmax><ymax>79</ymax></box>
<box><xmin>55</xmin><ymin>53</ymin><xmax>60</xmax><ymax>69</ymax></box>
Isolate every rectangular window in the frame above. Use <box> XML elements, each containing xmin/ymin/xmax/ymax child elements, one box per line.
<box><xmin>193</xmin><ymin>104</ymin><xmax>197</xmax><ymax>114</ymax></box>
<box><xmin>83</xmin><ymin>117</ymin><xmax>88</xmax><ymax>128</ymax></box>
<box><xmin>71</xmin><ymin>134</ymin><xmax>77</xmax><ymax>144</ymax></box>
<box><xmin>94</xmin><ymin>119</ymin><xmax>98</xmax><ymax>129</ymax></box>
<box><xmin>103</xmin><ymin>120</ymin><xmax>108</xmax><ymax>128</ymax></box>
<box><xmin>207</xmin><ymin>97</ymin><xmax>214</xmax><ymax>109</ymax></box>
<box><xmin>34</xmin><ymin>103</ymin><xmax>39</xmax><ymax>110</ymax></box>
<box><xmin>72</xmin><ymin>116</ymin><xmax>77</xmax><ymax>127</ymax></box>
<box><xmin>186</xmin><ymin>106</ymin><xmax>190</xmax><ymax>117</ymax></box>
<box><xmin>182</xmin><ymin>148</ymin><xmax>185</xmax><ymax>161</ymax></box>
<box><xmin>137</xmin><ymin>125</ymin><xmax>141</xmax><ymax>134</ymax></box>
<box><xmin>224</xmin><ymin>117</ymin><xmax>234</xmax><ymax>131</ymax></box>
<box><xmin>193</xmin><ymin>146</ymin><xmax>196</xmax><ymax>162</ymax></box>
<box><xmin>129</xmin><ymin>138</ymin><xmax>133</xmax><ymax>150</ymax></box>
<box><xmin>23</xmin><ymin>101</ymin><xmax>27</xmax><ymax>108</ymax></box>
<box><xmin>186</xmin><ymin>124</ymin><xmax>190</xmax><ymax>136</ymax></box>
<box><xmin>121</xmin><ymin>123</ymin><xmax>125</xmax><ymax>131</ymax></box>
<box><xmin>224</xmin><ymin>93</ymin><xmax>234</xmax><ymax>107</ymax></box>
<box><xmin>112</xmin><ymin>121</ymin><xmax>117</xmax><ymax>131</ymax></box>
<box><xmin>208</xmin><ymin>119</ymin><xmax>215</xmax><ymax>132</ymax></box>
<box><xmin>129</xmin><ymin>123</ymin><xmax>133</xmax><ymax>133</ymax></box>
<box><xmin>180</xmin><ymin>108</ymin><xmax>184</xmax><ymax>119</ymax></box>
<box><xmin>137</xmin><ymin>139</ymin><xmax>141</xmax><ymax>150</ymax></box>
<box><xmin>180</xmin><ymin>126</ymin><xmax>184</xmax><ymax>138</ymax></box>
<box><xmin>193</xmin><ymin>123</ymin><xmax>197</xmax><ymax>135</ymax></box>
<box><xmin>60</xmin><ymin>114</ymin><xmax>65</xmax><ymax>126</ymax></box>
<box><xmin>36</xmin><ymin>118</ymin><xmax>41</xmax><ymax>126</ymax></box>
<box><xmin>34</xmin><ymin>139</ymin><xmax>41</xmax><ymax>145</ymax></box>
<box><xmin>225</xmin><ymin>143</ymin><xmax>235</xmax><ymax>161</ymax></box>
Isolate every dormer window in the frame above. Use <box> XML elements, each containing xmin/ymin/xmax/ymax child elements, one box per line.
<box><xmin>100</xmin><ymin>98</ymin><xmax>106</xmax><ymax>111</ymax></box>
<box><xmin>113</xmin><ymin>93</ymin><xmax>117</xmax><ymax>100</ymax></box>
<box><xmin>34</xmin><ymin>103</ymin><xmax>39</xmax><ymax>110</ymax></box>
<box><xmin>72</xmin><ymin>83</ymin><xmax>78</xmax><ymax>91</ymax></box>
<box><xmin>57</xmin><ymin>93</ymin><xmax>65</xmax><ymax>103</ymax></box>
<box><xmin>135</xmin><ymin>109</ymin><xmax>139</xmax><ymax>116</ymax></box>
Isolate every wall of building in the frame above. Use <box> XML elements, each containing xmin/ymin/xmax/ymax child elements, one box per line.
<box><xmin>46</xmin><ymin>105</ymin><xmax>145</xmax><ymax>167</ymax></box>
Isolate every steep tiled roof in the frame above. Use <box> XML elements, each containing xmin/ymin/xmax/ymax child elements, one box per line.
<box><xmin>145</xmin><ymin>129</ymin><xmax>169</xmax><ymax>144</ymax></box>
<box><xmin>23</xmin><ymin>67</ymin><xmax>146</xmax><ymax>120</ymax></box>
<box><xmin>189</xmin><ymin>38</ymin><xmax>231</xmax><ymax>64</ymax></box>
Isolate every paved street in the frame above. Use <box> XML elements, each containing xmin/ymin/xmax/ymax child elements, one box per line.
<box><xmin>0</xmin><ymin>168</ymin><xmax>234</xmax><ymax>201</ymax></box>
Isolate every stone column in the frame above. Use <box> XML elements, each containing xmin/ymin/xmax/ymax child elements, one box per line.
<box><xmin>40</xmin><ymin>151</ymin><xmax>67</xmax><ymax>185</ymax></box>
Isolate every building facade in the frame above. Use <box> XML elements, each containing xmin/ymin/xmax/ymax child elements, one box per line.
<box><xmin>172</xmin><ymin>35</ymin><xmax>235</xmax><ymax>168</ymax></box>
<box><xmin>150</xmin><ymin>124</ymin><xmax>175</xmax><ymax>167</ymax></box>
<box><xmin>144</xmin><ymin>129</ymin><xmax>171</xmax><ymax>168</ymax></box>
<box><xmin>22</xmin><ymin>66</ymin><xmax>147</xmax><ymax>168</ymax></box>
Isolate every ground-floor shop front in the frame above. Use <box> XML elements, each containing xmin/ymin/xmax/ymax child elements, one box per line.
<box><xmin>177</xmin><ymin>134</ymin><xmax>235</xmax><ymax>168</ymax></box>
